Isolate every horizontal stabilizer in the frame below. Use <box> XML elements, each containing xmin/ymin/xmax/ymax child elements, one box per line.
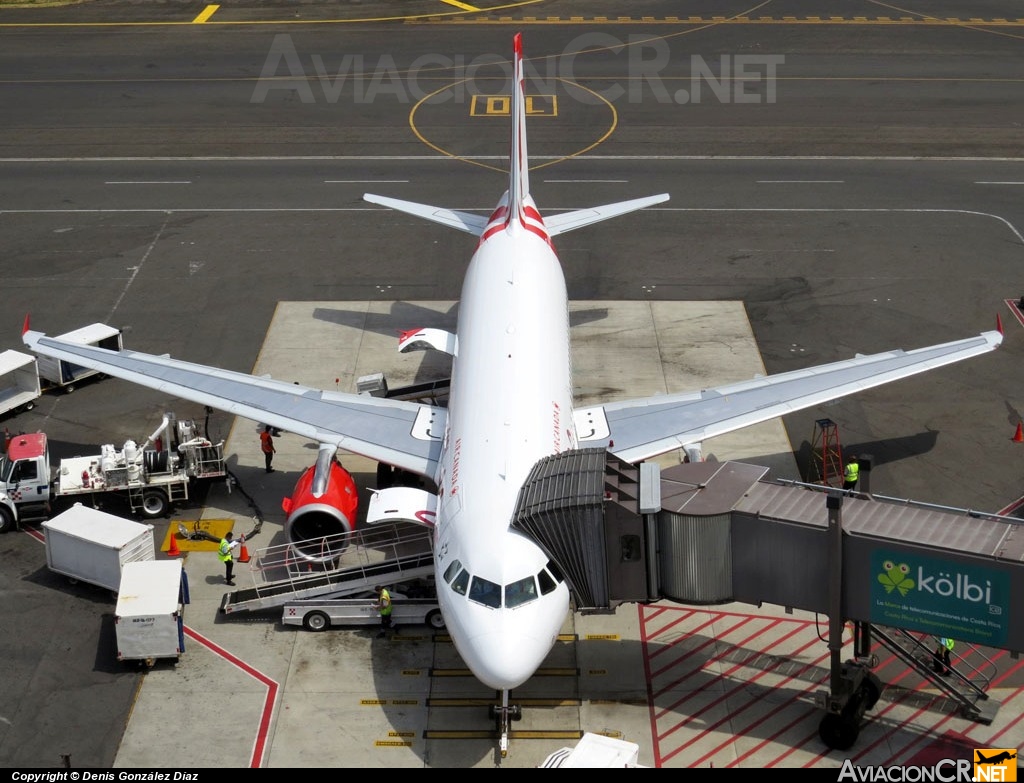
<box><xmin>544</xmin><ymin>193</ymin><xmax>671</xmax><ymax>237</ymax></box>
<box><xmin>363</xmin><ymin>193</ymin><xmax>487</xmax><ymax>236</ymax></box>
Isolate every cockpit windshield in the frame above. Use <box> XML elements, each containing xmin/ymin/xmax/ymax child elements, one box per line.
<box><xmin>468</xmin><ymin>576</ymin><xmax>501</xmax><ymax>608</ymax></box>
<box><xmin>442</xmin><ymin>560</ymin><xmax>561</xmax><ymax>610</ymax></box>
<box><xmin>504</xmin><ymin>575</ymin><xmax>538</xmax><ymax>608</ymax></box>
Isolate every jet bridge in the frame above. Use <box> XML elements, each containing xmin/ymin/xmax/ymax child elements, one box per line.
<box><xmin>511</xmin><ymin>450</ymin><xmax>1024</xmax><ymax>750</ymax></box>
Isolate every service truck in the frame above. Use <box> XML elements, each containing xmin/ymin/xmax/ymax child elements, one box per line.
<box><xmin>282</xmin><ymin>594</ymin><xmax>446</xmax><ymax>632</ymax></box>
<box><xmin>281</xmin><ymin>579</ymin><xmax>444</xmax><ymax>632</ymax></box>
<box><xmin>0</xmin><ymin>412</ymin><xmax>228</xmax><ymax>533</ymax></box>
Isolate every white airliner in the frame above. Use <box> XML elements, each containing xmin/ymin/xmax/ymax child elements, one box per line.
<box><xmin>23</xmin><ymin>33</ymin><xmax>1002</xmax><ymax>753</ymax></box>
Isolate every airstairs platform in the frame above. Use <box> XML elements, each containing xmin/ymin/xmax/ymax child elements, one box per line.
<box><xmin>219</xmin><ymin>521</ymin><xmax>433</xmax><ymax>615</ymax></box>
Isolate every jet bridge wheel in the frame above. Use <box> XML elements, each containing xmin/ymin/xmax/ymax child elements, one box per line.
<box><xmin>819</xmin><ymin>713</ymin><xmax>859</xmax><ymax>751</ymax></box>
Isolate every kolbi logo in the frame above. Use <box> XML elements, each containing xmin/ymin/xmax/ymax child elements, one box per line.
<box><xmin>876</xmin><ymin>559</ymin><xmax>992</xmax><ymax>605</ymax></box>
<box><xmin>918</xmin><ymin>568</ymin><xmax>993</xmax><ymax>604</ymax></box>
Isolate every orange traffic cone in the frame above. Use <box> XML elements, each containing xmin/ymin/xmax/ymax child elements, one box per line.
<box><xmin>1014</xmin><ymin>421</ymin><xmax>1024</xmax><ymax>443</ymax></box>
<box><xmin>238</xmin><ymin>541</ymin><xmax>251</xmax><ymax>564</ymax></box>
<box><xmin>167</xmin><ymin>532</ymin><xmax>180</xmax><ymax>557</ymax></box>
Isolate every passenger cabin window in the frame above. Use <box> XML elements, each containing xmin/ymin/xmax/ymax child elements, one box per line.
<box><xmin>504</xmin><ymin>576</ymin><xmax>538</xmax><ymax>609</ymax></box>
<box><xmin>468</xmin><ymin>576</ymin><xmax>501</xmax><ymax>608</ymax></box>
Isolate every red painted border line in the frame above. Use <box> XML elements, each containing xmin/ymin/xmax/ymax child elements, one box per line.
<box><xmin>679</xmin><ymin>635</ymin><xmax>828</xmax><ymax>766</ymax></box>
<box><xmin>183</xmin><ymin>625</ymin><xmax>280</xmax><ymax>768</ymax></box>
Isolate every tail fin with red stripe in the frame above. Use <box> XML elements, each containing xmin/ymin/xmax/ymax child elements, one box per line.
<box><xmin>363</xmin><ymin>35</ymin><xmax>669</xmax><ymax>238</ymax></box>
<box><xmin>508</xmin><ymin>32</ymin><xmax>529</xmax><ymax>228</ymax></box>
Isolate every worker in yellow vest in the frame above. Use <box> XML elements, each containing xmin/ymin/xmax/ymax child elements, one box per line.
<box><xmin>218</xmin><ymin>531</ymin><xmax>241</xmax><ymax>586</ymax></box>
<box><xmin>933</xmin><ymin>637</ymin><xmax>955</xmax><ymax>675</ymax></box>
<box><xmin>843</xmin><ymin>456</ymin><xmax>860</xmax><ymax>490</ymax></box>
<box><xmin>374</xmin><ymin>585</ymin><xmax>393</xmax><ymax>639</ymax></box>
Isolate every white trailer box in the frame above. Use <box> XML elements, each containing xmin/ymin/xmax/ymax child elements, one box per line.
<box><xmin>43</xmin><ymin>504</ymin><xmax>155</xmax><ymax>592</ymax></box>
<box><xmin>115</xmin><ymin>560</ymin><xmax>185</xmax><ymax>666</ymax></box>
<box><xmin>0</xmin><ymin>349</ymin><xmax>41</xmax><ymax>417</ymax></box>
<box><xmin>34</xmin><ymin>323</ymin><xmax>122</xmax><ymax>391</ymax></box>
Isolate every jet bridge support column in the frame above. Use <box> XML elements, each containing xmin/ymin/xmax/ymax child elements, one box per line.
<box><xmin>816</xmin><ymin>491</ymin><xmax>883</xmax><ymax>751</ymax></box>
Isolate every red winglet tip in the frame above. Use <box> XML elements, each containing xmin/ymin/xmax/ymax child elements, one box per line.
<box><xmin>514</xmin><ymin>32</ymin><xmax>522</xmax><ymax>55</ymax></box>
<box><xmin>21</xmin><ymin>314</ymin><xmax>29</xmax><ymax>336</ymax></box>
<box><xmin>997</xmin><ymin>313</ymin><xmax>1004</xmax><ymax>335</ymax></box>
<box><xmin>398</xmin><ymin>328</ymin><xmax>420</xmax><ymax>343</ymax></box>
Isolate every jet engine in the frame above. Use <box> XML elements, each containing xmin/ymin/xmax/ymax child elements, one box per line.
<box><xmin>281</xmin><ymin>460</ymin><xmax>359</xmax><ymax>562</ymax></box>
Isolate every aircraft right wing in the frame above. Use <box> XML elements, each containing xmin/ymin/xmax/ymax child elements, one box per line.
<box><xmin>574</xmin><ymin>329</ymin><xmax>1003</xmax><ymax>464</ymax></box>
<box><xmin>22</xmin><ymin>325</ymin><xmax>445</xmax><ymax>478</ymax></box>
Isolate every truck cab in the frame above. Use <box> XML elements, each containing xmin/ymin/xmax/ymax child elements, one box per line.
<box><xmin>0</xmin><ymin>432</ymin><xmax>52</xmax><ymax>532</ymax></box>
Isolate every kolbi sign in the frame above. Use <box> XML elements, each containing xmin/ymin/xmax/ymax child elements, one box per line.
<box><xmin>869</xmin><ymin>550</ymin><xmax>1009</xmax><ymax>647</ymax></box>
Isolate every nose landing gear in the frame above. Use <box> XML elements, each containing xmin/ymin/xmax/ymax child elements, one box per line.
<box><xmin>488</xmin><ymin>690</ymin><xmax>523</xmax><ymax>758</ymax></box>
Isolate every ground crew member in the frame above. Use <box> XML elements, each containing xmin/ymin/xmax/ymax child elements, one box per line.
<box><xmin>219</xmin><ymin>531</ymin><xmax>241</xmax><ymax>586</ymax></box>
<box><xmin>260</xmin><ymin>425</ymin><xmax>276</xmax><ymax>473</ymax></box>
<box><xmin>843</xmin><ymin>456</ymin><xmax>860</xmax><ymax>490</ymax></box>
<box><xmin>374</xmin><ymin>585</ymin><xmax>393</xmax><ymax>638</ymax></box>
<box><xmin>933</xmin><ymin>637</ymin><xmax>954</xmax><ymax>675</ymax></box>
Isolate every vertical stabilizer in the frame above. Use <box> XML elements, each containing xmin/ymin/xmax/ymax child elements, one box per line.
<box><xmin>508</xmin><ymin>31</ymin><xmax>529</xmax><ymax>227</ymax></box>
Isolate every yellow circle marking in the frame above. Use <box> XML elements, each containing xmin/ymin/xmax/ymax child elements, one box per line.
<box><xmin>408</xmin><ymin>76</ymin><xmax>617</xmax><ymax>174</ymax></box>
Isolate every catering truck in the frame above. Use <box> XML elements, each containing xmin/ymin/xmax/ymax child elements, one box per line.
<box><xmin>0</xmin><ymin>412</ymin><xmax>227</xmax><ymax>533</ymax></box>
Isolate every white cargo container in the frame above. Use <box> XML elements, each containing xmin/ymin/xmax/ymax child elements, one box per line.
<box><xmin>42</xmin><ymin>503</ymin><xmax>155</xmax><ymax>592</ymax></box>
<box><xmin>34</xmin><ymin>323</ymin><xmax>122</xmax><ymax>392</ymax></box>
<box><xmin>115</xmin><ymin>560</ymin><xmax>186</xmax><ymax>667</ymax></box>
<box><xmin>0</xmin><ymin>350</ymin><xmax>41</xmax><ymax>418</ymax></box>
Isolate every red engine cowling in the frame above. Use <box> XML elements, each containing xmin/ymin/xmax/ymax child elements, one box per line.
<box><xmin>281</xmin><ymin>461</ymin><xmax>359</xmax><ymax>562</ymax></box>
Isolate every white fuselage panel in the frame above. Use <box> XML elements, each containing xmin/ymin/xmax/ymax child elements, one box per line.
<box><xmin>433</xmin><ymin>218</ymin><xmax>575</xmax><ymax>690</ymax></box>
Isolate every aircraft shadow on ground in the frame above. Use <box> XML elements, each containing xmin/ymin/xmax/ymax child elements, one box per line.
<box><xmin>794</xmin><ymin>429</ymin><xmax>941</xmax><ymax>485</ymax></box>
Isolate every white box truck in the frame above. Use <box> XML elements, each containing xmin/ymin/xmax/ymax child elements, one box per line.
<box><xmin>0</xmin><ymin>350</ymin><xmax>41</xmax><ymax>418</ymax></box>
<box><xmin>42</xmin><ymin>503</ymin><xmax>155</xmax><ymax>593</ymax></box>
<box><xmin>34</xmin><ymin>323</ymin><xmax>122</xmax><ymax>392</ymax></box>
<box><xmin>115</xmin><ymin>560</ymin><xmax>187</xmax><ymax>667</ymax></box>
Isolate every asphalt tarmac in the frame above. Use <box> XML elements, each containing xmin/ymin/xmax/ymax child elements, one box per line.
<box><xmin>2</xmin><ymin>2</ymin><xmax>1024</xmax><ymax>770</ymax></box>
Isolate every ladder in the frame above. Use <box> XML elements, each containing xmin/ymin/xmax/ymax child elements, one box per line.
<box><xmin>808</xmin><ymin>418</ymin><xmax>843</xmax><ymax>487</ymax></box>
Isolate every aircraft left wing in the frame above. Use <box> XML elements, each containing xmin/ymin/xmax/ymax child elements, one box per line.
<box><xmin>574</xmin><ymin>329</ymin><xmax>1003</xmax><ymax>464</ymax></box>
<box><xmin>22</xmin><ymin>326</ymin><xmax>445</xmax><ymax>477</ymax></box>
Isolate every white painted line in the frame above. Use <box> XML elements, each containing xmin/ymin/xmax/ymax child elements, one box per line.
<box><xmin>323</xmin><ymin>180</ymin><xmax>409</xmax><ymax>183</ymax></box>
<box><xmin>543</xmin><ymin>179</ymin><xmax>629</xmax><ymax>183</ymax></box>
<box><xmin>756</xmin><ymin>180</ymin><xmax>845</xmax><ymax>184</ymax></box>
<box><xmin>975</xmin><ymin>181</ymin><xmax>1024</xmax><ymax>185</ymax></box>
<box><xmin>105</xmin><ymin>181</ymin><xmax>191</xmax><ymax>185</ymax></box>
<box><xmin>737</xmin><ymin>248</ymin><xmax>835</xmax><ymax>253</ymax></box>
<box><xmin>3</xmin><ymin>155</ymin><xmax>1023</xmax><ymax>163</ymax></box>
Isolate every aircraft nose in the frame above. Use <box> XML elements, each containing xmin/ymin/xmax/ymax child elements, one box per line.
<box><xmin>468</xmin><ymin>631</ymin><xmax>552</xmax><ymax>691</ymax></box>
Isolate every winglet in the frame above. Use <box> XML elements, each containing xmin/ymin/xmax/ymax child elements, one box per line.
<box><xmin>22</xmin><ymin>314</ymin><xmax>30</xmax><ymax>336</ymax></box>
<box><xmin>997</xmin><ymin>313</ymin><xmax>1004</xmax><ymax>335</ymax></box>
